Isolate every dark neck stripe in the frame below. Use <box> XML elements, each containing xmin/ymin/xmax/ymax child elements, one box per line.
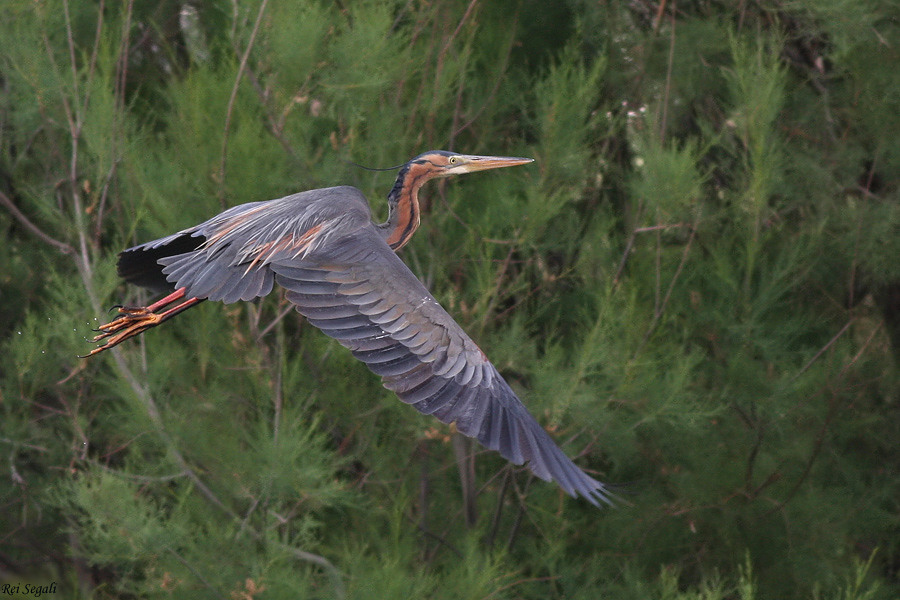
<box><xmin>385</xmin><ymin>162</ymin><xmax>432</xmax><ymax>250</ymax></box>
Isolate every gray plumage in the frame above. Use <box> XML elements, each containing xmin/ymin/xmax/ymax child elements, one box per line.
<box><xmin>109</xmin><ymin>152</ymin><xmax>612</xmax><ymax>506</ymax></box>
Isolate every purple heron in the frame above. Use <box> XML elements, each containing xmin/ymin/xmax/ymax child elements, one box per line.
<box><xmin>88</xmin><ymin>150</ymin><xmax>612</xmax><ymax>506</ymax></box>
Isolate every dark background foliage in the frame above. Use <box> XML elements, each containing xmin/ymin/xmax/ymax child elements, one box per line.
<box><xmin>1</xmin><ymin>1</ymin><xmax>898</xmax><ymax>598</ymax></box>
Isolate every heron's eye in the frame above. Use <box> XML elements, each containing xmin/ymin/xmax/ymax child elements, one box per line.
<box><xmin>449</xmin><ymin>156</ymin><xmax>458</xmax><ymax>164</ymax></box>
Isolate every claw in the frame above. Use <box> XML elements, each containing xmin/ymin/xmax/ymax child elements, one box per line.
<box><xmin>77</xmin><ymin>346</ymin><xmax>109</xmax><ymax>359</ymax></box>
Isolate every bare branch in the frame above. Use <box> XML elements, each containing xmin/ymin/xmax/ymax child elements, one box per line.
<box><xmin>633</xmin><ymin>219</ymin><xmax>698</xmax><ymax>357</ymax></box>
<box><xmin>218</xmin><ymin>0</ymin><xmax>270</xmax><ymax>207</ymax></box>
<box><xmin>0</xmin><ymin>190</ymin><xmax>75</xmax><ymax>254</ymax></box>
<box><xmin>793</xmin><ymin>319</ymin><xmax>854</xmax><ymax>380</ymax></box>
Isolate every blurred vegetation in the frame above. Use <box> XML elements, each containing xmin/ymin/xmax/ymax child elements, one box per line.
<box><xmin>1</xmin><ymin>0</ymin><xmax>898</xmax><ymax>598</ymax></box>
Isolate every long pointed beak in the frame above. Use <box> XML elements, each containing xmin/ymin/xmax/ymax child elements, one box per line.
<box><xmin>455</xmin><ymin>154</ymin><xmax>534</xmax><ymax>174</ymax></box>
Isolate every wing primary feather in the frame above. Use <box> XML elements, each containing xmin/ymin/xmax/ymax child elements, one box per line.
<box><xmin>210</xmin><ymin>269</ymin><xmax>244</xmax><ymax>303</ymax></box>
<box><xmin>366</xmin><ymin>352</ymin><xmax>423</xmax><ymax>377</ymax></box>
<box><xmin>339</xmin><ymin>281</ymin><xmax>376</xmax><ymax>296</ymax></box>
<box><xmin>402</xmin><ymin>328</ymin><xmax>437</xmax><ymax>349</ymax></box>
<box><xmin>379</xmin><ymin>314</ymin><xmax>413</xmax><ymax>333</ymax></box>
<box><xmin>284</xmin><ymin>292</ymin><xmax>345</xmax><ymax>308</ymax></box>
<box><xmin>458</xmin><ymin>389</ymin><xmax>491</xmax><ymax>440</ymax></box>
<box><xmin>485</xmin><ymin>401</ymin><xmax>506</xmax><ymax>452</ymax></box>
<box><xmin>307</xmin><ymin>314</ymin><xmax>377</xmax><ymax>331</ymax></box>
<box><xmin>358</xmin><ymin>298</ymin><xmax>398</xmax><ymax>317</ymax></box>
<box><xmin>519</xmin><ymin>425</ymin><xmax>552</xmax><ymax>481</ymax></box>
<box><xmin>183</xmin><ymin>260</ymin><xmax>224</xmax><ymax>297</ymax></box>
<box><xmin>352</xmin><ymin>344</ymin><xmax>410</xmax><ymax>365</ymax></box>
<box><xmin>345</xmin><ymin>334</ymin><xmax>396</xmax><ymax>353</ymax></box>
<box><xmin>316</xmin><ymin>323</ymin><xmax>386</xmax><ymax>342</ymax></box>
<box><xmin>389</xmin><ymin>323</ymin><xmax>421</xmax><ymax>341</ymax></box>
<box><xmin>299</xmin><ymin>303</ymin><xmax>360</xmax><ymax>320</ymax></box>
<box><xmin>429</xmin><ymin>385</ymin><xmax>472</xmax><ymax>424</ymax></box>
<box><xmin>275</xmin><ymin>265</ymin><xmax>332</xmax><ymax>281</ymax></box>
<box><xmin>432</xmin><ymin>351</ymin><xmax>466</xmax><ymax>378</ymax></box>
<box><xmin>291</xmin><ymin>280</ymin><xmax>343</xmax><ymax>295</ymax></box>
<box><xmin>411</xmin><ymin>379</ymin><xmax>473</xmax><ymax>416</ymax></box>
<box><xmin>383</xmin><ymin>363</ymin><xmax>434</xmax><ymax>394</ymax></box>
<box><xmin>368</xmin><ymin>306</ymin><xmax>405</xmax><ymax>325</ymax></box>
<box><xmin>454</xmin><ymin>361</ymin><xmax>477</xmax><ymax>386</ymax></box>
<box><xmin>348</xmin><ymin>290</ymin><xmax>385</xmax><ymax>306</ymax></box>
<box><xmin>503</xmin><ymin>418</ymin><xmax>525</xmax><ymax>465</ymax></box>
<box><xmin>542</xmin><ymin>443</ymin><xmax>578</xmax><ymax>496</ymax></box>
<box><xmin>400</xmin><ymin>375</ymin><xmax>456</xmax><ymax>406</ymax></box>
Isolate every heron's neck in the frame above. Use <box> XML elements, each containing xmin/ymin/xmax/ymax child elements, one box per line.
<box><xmin>378</xmin><ymin>163</ymin><xmax>428</xmax><ymax>251</ymax></box>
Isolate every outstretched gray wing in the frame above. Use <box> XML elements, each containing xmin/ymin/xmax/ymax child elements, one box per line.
<box><xmin>271</xmin><ymin>226</ymin><xmax>612</xmax><ymax>506</ymax></box>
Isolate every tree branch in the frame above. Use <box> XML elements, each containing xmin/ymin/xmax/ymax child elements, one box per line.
<box><xmin>0</xmin><ymin>190</ymin><xmax>75</xmax><ymax>255</ymax></box>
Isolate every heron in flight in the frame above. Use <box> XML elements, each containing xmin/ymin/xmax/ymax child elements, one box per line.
<box><xmin>88</xmin><ymin>150</ymin><xmax>612</xmax><ymax>506</ymax></box>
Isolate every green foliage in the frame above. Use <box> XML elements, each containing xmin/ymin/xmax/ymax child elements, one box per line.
<box><xmin>2</xmin><ymin>0</ymin><xmax>899</xmax><ymax>598</ymax></box>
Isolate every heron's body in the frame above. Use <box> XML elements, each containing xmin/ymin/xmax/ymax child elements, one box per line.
<box><xmin>90</xmin><ymin>151</ymin><xmax>612</xmax><ymax>506</ymax></box>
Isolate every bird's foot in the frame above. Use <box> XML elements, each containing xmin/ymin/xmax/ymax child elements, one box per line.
<box><xmin>81</xmin><ymin>287</ymin><xmax>203</xmax><ymax>358</ymax></box>
<box><xmin>83</xmin><ymin>307</ymin><xmax>166</xmax><ymax>357</ymax></box>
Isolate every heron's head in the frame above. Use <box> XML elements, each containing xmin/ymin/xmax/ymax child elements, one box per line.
<box><xmin>408</xmin><ymin>150</ymin><xmax>533</xmax><ymax>179</ymax></box>
<box><xmin>382</xmin><ymin>150</ymin><xmax>533</xmax><ymax>250</ymax></box>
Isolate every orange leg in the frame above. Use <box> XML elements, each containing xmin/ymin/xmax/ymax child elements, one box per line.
<box><xmin>84</xmin><ymin>287</ymin><xmax>205</xmax><ymax>357</ymax></box>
